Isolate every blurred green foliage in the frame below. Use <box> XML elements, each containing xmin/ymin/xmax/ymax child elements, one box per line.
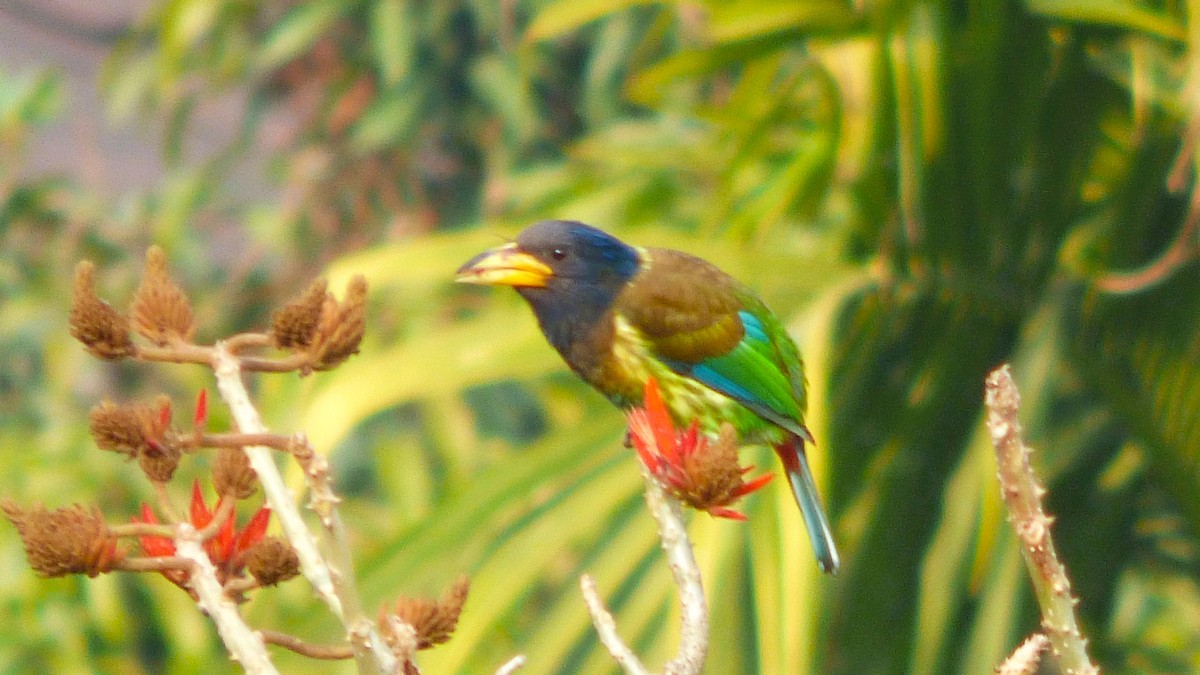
<box><xmin>2</xmin><ymin>0</ymin><xmax>1200</xmax><ymax>673</ymax></box>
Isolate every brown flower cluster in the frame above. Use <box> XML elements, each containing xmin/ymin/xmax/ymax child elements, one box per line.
<box><xmin>213</xmin><ymin>446</ymin><xmax>258</xmax><ymax>499</ymax></box>
<box><xmin>70</xmin><ymin>246</ymin><xmax>196</xmax><ymax>357</ymax></box>
<box><xmin>382</xmin><ymin>575</ymin><xmax>470</xmax><ymax>651</ymax></box>
<box><xmin>627</xmin><ymin>378</ymin><xmax>772</xmax><ymax>521</ymax></box>
<box><xmin>89</xmin><ymin>395</ymin><xmax>182</xmax><ymax>482</ymax></box>
<box><xmin>244</xmin><ymin>536</ymin><xmax>301</xmax><ymax>587</ymax></box>
<box><xmin>2</xmin><ymin>502</ymin><xmax>122</xmax><ymax>578</ymax></box>
<box><xmin>271</xmin><ymin>275</ymin><xmax>368</xmax><ymax>372</ymax></box>
<box><xmin>69</xmin><ymin>261</ymin><xmax>135</xmax><ymax>360</ymax></box>
<box><xmin>130</xmin><ymin>246</ymin><xmax>195</xmax><ymax>346</ymax></box>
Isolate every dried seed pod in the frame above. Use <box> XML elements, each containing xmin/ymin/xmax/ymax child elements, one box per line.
<box><xmin>69</xmin><ymin>261</ymin><xmax>134</xmax><ymax>360</ymax></box>
<box><xmin>130</xmin><ymin>246</ymin><xmax>195</xmax><ymax>346</ymax></box>
<box><xmin>383</xmin><ymin>575</ymin><xmax>470</xmax><ymax>650</ymax></box>
<box><xmin>213</xmin><ymin>446</ymin><xmax>258</xmax><ymax>499</ymax></box>
<box><xmin>243</xmin><ymin>537</ymin><xmax>300</xmax><ymax>586</ymax></box>
<box><xmin>271</xmin><ymin>278</ymin><xmax>327</xmax><ymax>350</ymax></box>
<box><xmin>2</xmin><ymin>501</ymin><xmax>123</xmax><ymax>578</ymax></box>
<box><xmin>309</xmin><ymin>275</ymin><xmax>367</xmax><ymax>371</ymax></box>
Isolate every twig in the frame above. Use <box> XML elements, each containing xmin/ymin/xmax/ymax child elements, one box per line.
<box><xmin>115</xmin><ymin>555</ymin><xmax>194</xmax><ymax>573</ymax></box>
<box><xmin>984</xmin><ymin>365</ymin><xmax>1099</xmax><ymax>675</ymax></box>
<box><xmin>997</xmin><ymin>633</ymin><xmax>1049</xmax><ymax>675</ymax></box>
<box><xmin>580</xmin><ymin>462</ymin><xmax>708</xmax><ymax>675</ymax></box>
<box><xmin>259</xmin><ymin>629</ymin><xmax>354</xmax><ymax>660</ymax></box>
<box><xmin>580</xmin><ymin>574</ymin><xmax>648</xmax><ymax>674</ymax></box>
<box><xmin>644</xmin><ymin>464</ymin><xmax>708</xmax><ymax>675</ymax></box>
<box><xmin>175</xmin><ymin>525</ymin><xmax>278</xmax><ymax>675</ymax></box>
<box><xmin>494</xmin><ymin>654</ymin><xmax>527</xmax><ymax>675</ymax></box>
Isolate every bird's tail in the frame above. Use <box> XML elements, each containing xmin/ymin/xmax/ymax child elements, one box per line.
<box><xmin>775</xmin><ymin>437</ymin><xmax>840</xmax><ymax>574</ymax></box>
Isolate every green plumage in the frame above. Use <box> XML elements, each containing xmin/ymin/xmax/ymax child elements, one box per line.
<box><xmin>456</xmin><ymin>220</ymin><xmax>839</xmax><ymax>573</ymax></box>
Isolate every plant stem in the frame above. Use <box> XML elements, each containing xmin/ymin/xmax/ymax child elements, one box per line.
<box><xmin>581</xmin><ymin>460</ymin><xmax>709</xmax><ymax>675</ymax></box>
<box><xmin>212</xmin><ymin>342</ymin><xmax>393</xmax><ymax>674</ymax></box>
<box><xmin>176</xmin><ymin>525</ymin><xmax>277</xmax><ymax>674</ymax></box>
<box><xmin>985</xmin><ymin>365</ymin><xmax>1099</xmax><ymax>675</ymax></box>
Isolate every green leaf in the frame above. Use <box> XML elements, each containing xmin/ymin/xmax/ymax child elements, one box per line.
<box><xmin>348</xmin><ymin>84</ymin><xmax>425</xmax><ymax>153</ymax></box>
<box><xmin>255</xmin><ymin>0</ymin><xmax>348</xmax><ymax>72</ymax></box>
<box><xmin>371</xmin><ymin>0</ymin><xmax>415</xmax><ymax>84</ymax></box>
<box><xmin>706</xmin><ymin>0</ymin><xmax>861</xmax><ymax>44</ymax></box>
<box><xmin>526</xmin><ymin>0</ymin><xmax>658</xmax><ymax>42</ymax></box>
<box><xmin>1026</xmin><ymin>0</ymin><xmax>1186</xmax><ymax>42</ymax></box>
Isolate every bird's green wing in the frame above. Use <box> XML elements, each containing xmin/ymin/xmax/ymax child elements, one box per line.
<box><xmin>617</xmin><ymin>249</ymin><xmax>808</xmax><ymax>435</ymax></box>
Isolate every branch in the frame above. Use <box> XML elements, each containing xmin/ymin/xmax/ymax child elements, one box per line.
<box><xmin>581</xmin><ymin>461</ymin><xmax>708</xmax><ymax>675</ymax></box>
<box><xmin>984</xmin><ymin>365</ymin><xmax>1099</xmax><ymax>675</ymax></box>
<box><xmin>212</xmin><ymin>343</ymin><xmax>341</xmax><ymax>614</ymax></box>
<box><xmin>259</xmin><ymin>629</ymin><xmax>354</xmax><ymax>660</ymax></box>
<box><xmin>494</xmin><ymin>654</ymin><xmax>527</xmax><ymax>675</ymax></box>
<box><xmin>211</xmin><ymin>342</ymin><xmax>395</xmax><ymax>674</ymax></box>
<box><xmin>997</xmin><ymin>633</ymin><xmax>1048</xmax><ymax>675</ymax></box>
<box><xmin>580</xmin><ymin>574</ymin><xmax>648</xmax><ymax>675</ymax></box>
<box><xmin>175</xmin><ymin>525</ymin><xmax>277</xmax><ymax>675</ymax></box>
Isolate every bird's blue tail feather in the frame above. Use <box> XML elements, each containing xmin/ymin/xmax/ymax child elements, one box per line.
<box><xmin>781</xmin><ymin>441</ymin><xmax>840</xmax><ymax>574</ymax></box>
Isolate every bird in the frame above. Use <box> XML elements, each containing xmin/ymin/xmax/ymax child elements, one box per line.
<box><xmin>455</xmin><ymin>219</ymin><xmax>839</xmax><ymax>574</ymax></box>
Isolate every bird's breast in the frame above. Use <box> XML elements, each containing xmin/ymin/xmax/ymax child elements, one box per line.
<box><xmin>582</xmin><ymin>315</ymin><xmax>780</xmax><ymax>444</ymax></box>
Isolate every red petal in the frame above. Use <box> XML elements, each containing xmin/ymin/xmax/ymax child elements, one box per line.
<box><xmin>626</xmin><ymin>409</ymin><xmax>662</xmax><ymax>475</ymax></box>
<box><xmin>136</xmin><ymin>502</ymin><xmax>160</xmax><ymax>526</ymax></box>
<box><xmin>193</xmin><ymin>389</ymin><xmax>208</xmax><ymax>431</ymax></box>
<box><xmin>708</xmin><ymin>507</ymin><xmax>748</xmax><ymax>521</ymax></box>
<box><xmin>731</xmin><ymin>473</ymin><xmax>774</xmax><ymax>498</ymax></box>
<box><xmin>642</xmin><ymin>379</ymin><xmax>679</xmax><ymax>465</ymax></box>
<box><xmin>134</xmin><ymin>504</ymin><xmax>175</xmax><ymax>557</ymax></box>
<box><xmin>677</xmin><ymin>421</ymin><xmax>701</xmax><ymax>460</ymax></box>
<box><xmin>158</xmin><ymin>399</ymin><xmax>172</xmax><ymax>430</ymax></box>
<box><xmin>236</xmin><ymin>507</ymin><xmax>272</xmax><ymax>554</ymax></box>
<box><xmin>213</xmin><ymin>499</ymin><xmax>236</xmax><ymax>563</ymax></box>
<box><xmin>189</xmin><ymin>480</ymin><xmax>212</xmax><ymax>528</ymax></box>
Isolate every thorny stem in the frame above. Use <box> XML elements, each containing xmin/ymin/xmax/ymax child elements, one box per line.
<box><xmin>175</xmin><ymin>525</ymin><xmax>278</xmax><ymax>675</ymax></box>
<box><xmin>211</xmin><ymin>342</ymin><xmax>395</xmax><ymax>675</ymax></box>
<box><xmin>985</xmin><ymin>365</ymin><xmax>1099</xmax><ymax>675</ymax></box>
<box><xmin>581</xmin><ymin>459</ymin><xmax>708</xmax><ymax>675</ymax></box>
<box><xmin>997</xmin><ymin>633</ymin><xmax>1049</xmax><ymax>675</ymax></box>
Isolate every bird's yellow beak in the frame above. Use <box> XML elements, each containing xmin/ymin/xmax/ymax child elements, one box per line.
<box><xmin>455</xmin><ymin>242</ymin><xmax>554</xmax><ymax>288</ymax></box>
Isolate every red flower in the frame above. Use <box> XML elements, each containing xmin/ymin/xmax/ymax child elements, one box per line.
<box><xmin>133</xmin><ymin>479</ymin><xmax>270</xmax><ymax>588</ymax></box>
<box><xmin>626</xmin><ymin>378</ymin><xmax>773</xmax><ymax>520</ymax></box>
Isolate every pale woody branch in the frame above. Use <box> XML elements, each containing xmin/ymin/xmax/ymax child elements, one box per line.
<box><xmin>985</xmin><ymin>365</ymin><xmax>1099</xmax><ymax>675</ymax></box>
<box><xmin>581</xmin><ymin>460</ymin><xmax>708</xmax><ymax>675</ymax></box>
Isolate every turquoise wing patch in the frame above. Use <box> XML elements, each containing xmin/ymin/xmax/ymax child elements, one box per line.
<box><xmin>663</xmin><ymin>311</ymin><xmax>803</xmax><ymax>427</ymax></box>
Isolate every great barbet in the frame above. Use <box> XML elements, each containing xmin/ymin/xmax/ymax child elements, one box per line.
<box><xmin>456</xmin><ymin>220</ymin><xmax>839</xmax><ymax>574</ymax></box>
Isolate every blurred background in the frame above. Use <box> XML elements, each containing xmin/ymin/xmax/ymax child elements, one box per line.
<box><xmin>2</xmin><ymin>0</ymin><xmax>1199</xmax><ymax>673</ymax></box>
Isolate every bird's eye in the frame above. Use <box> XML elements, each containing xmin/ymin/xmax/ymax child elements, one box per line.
<box><xmin>551</xmin><ymin>248</ymin><xmax>567</xmax><ymax>261</ymax></box>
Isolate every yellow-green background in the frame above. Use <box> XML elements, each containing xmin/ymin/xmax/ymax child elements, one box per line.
<box><xmin>2</xmin><ymin>0</ymin><xmax>1199</xmax><ymax>672</ymax></box>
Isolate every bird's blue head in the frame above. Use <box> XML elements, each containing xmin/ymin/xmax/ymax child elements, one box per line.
<box><xmin>456</xmin><ymin>220</ymin><xmax>641</xmax><ymax>350</ymax></box>
<box><xmin>515</xmin><ymin>220</ymin><xmax>640</xmax><ymax>286</ymax></box>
